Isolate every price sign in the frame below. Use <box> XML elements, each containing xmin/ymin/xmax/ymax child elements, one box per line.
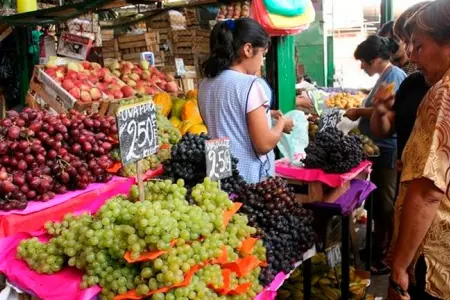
<box><xmin>205</xmin><ymin>138</ymin><xmax>232</xmax><ymax>181</ymax></box>
<box><xmin>116</xmin><ymin>100</ymin><xmax>159</xmax><ymax>165</ymax></box>
<box><xmin>325</xmin><ymin>245</ymin><xmax>342</xmax><ymax>268</ymax></box>
<box><xmin>319</xmin><ymin>108</ymin><xmax>341</xmax><ymax>132</ymax></box>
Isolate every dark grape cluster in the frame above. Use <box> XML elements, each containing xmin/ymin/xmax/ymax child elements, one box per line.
<box><xmin>236</xmin><ymin>177</ymin><xmax>316</xmax><ymax>285</ymax></box>
<box><xmin>163</xmin><ymin>133</ymin><xmax>246</xmax><ymax>194</ymax></box>
<box><xmin>302</xmin><ymin>127</ymin><xmax>365</xmax><ymax>173</ymax></box>
<box><xmin>0</xmin><ymin>108</ymin><xmax>117</xmax><ymax>211</ymax></box>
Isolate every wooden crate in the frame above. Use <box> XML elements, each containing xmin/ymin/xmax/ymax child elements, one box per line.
<box><xmin>174</xmin><ymin>41</ymin><xmax>209</xmax><ymax>55</ymax></box>
<box><xmin>118</xmin><ymin>33</ymin><xmax>159</xmax><ymax>52</ymax></box>
<box><xmin>172</xmin><ymin>29</ymin><xmax>210</xmax><ymax>43</ymax></box>
<box><xmin>290</xmin><ymin>180</ymin><xmax>351</xmax><ymax>204</ymax></box>
<box><xmin>102</xmin><ymin>38</ymin><xmax>120</xmax><ymax>60</ymax></box>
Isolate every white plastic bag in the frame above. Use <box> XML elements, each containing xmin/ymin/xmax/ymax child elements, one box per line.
<box><xmin>276</xmin><ymin>110</ymin><xmax>309</xmax><ymax>165</ymax></box>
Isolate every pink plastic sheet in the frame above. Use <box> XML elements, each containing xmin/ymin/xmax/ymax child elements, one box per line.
<box><xmin>0</xmin><ymin>231</ymin><xmax>101</xmax><ymax>300</ymax></box>
<box><xmin>275</xmin><ymin>159</ymin><xmax>372</xmax><ymax>187</ymax></box>
<box><xmin>0</xmin><ymin>176</ymin><xmax>126</xmax><ymax>216</ymax></box>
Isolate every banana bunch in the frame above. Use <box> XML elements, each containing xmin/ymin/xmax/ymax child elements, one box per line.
<box><xmin>277</xmin><ymin>253</ymin><xmax>372</xmax><ymax>300</ymax></box>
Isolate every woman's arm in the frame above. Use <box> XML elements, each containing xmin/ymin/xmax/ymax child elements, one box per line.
<box><xmin>370</xmin><ymin>110</ymin><xmax>396</xmax><ymax>138</ymax></box>
<box><xmin>344</xmin><ymin>107</ymin><xmax>373</xmax><ymax>121</ymax></box>
<box><xmin>391</xmin><ymin>177</ymin><xmax>443</xmax><ymax>290</ymax></box>
<box><xmin>248</xmin><ymin>107</ymin><xmax>285</xmax><ymax>155</ymax></box>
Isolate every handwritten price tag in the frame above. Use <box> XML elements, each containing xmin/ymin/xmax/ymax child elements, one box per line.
<box><xmin>205</xmin><ymin>139</ymin><xmax>232</xmax><ymax>181</ymax></box>
<box><xmin>116</xmin><ymin>100</ymin><xmax>159</xmax><ymax>165</ymax></box>
<box><xmin>319</xmin><ymin>108</ymin><xmax>341</xmax><ymax>132</ymax></box>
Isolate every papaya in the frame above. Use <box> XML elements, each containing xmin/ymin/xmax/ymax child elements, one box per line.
<box><xmin>181</xmin><ymin>99</ymin><xmax>203</xmax><ymax>124</ymax></box>
<box><xmin>153</xmin><ymin>92</ymin><xmax>172</xmax><ymax>117</ymax></box>
<box><xmin>187</xmin><ymin>123</ymin><xmax>208</xmax><ymax>135</ymax></box>
<box><xmin>169</xmin><ymin>116</ymin><xmax>181</xmax><ymax>128</ymax></box>
<box><xmin>186</xmin><ymin>89</ymin><xmax>198</xmax><ymax>99</ymax></box>
<box><xmin>171</xmin><ymin>97</ymin><xmax>186</xmax><ymax>119</ymax></box>
<box><xmin>179</xmin><ymin>120</ymin><xmax>194</xmax><ymax>135</ymax></box>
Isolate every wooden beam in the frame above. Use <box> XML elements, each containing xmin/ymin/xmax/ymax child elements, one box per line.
<box><xmin>0</xmin><ymin>26</ymin><xmax>12</xmax><ymax>43</ymax></box>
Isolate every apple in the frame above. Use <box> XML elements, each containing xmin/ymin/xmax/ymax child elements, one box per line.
<box><xmin>80</xmin><ymin>90</ymin><xmax>92</xmax><ymax>102</ymax></box>
<box><xmin>96</xmin><ymin>82</ymin><xmax>108</xmax><ymax>92</ymax></box>
<box><xmin>101</xmin><ymin>67</ymin><xmax>111</xmax><ymax>75</ymax></box>
<box><xmin>106</xmin><ymin>91</ymin><xmax>114</xmax><ymax>100</ymax></box>
<box><xmin>103</xmin><ymin>74</ymin><xmax>114</xmax><ymax>84</ymax></box>
<box><xmin>113</xmin><ymin>70</ymin><xmax>121</xmax><ymax>77</ymax></box>
<box><xmin>66</xmin><ymin>71</ymin><xmax>78</xmax><ymax>81</ymax></box>
<box><xmin>136</xmin><ymin>85</ymin><xmax>146</xmax><ymax>94</ymax></box>
<box><xmin>121</xmin><ymin>66</ymin><xmax>132</xmax><ymax>75</ymax></box>
<box><xmin>81</xmin><ymin>61</ymin><xmax>92</xmax><ymax>70</ymax></box>
<box><xmin>145</xmin><ymin>86</ymin><xmax>157</xmax><ymax>95</ymax></box>
<box><xmin>81</xmin><ymin>69</ymin><xmax>92</xmax><ymax>76</ymax></box>
<box><xmin>127</xmin><ymin>80</ymin><xmax>137</xmax><ymax>88</ymax></box>
<box><xmin>110</xmin><ymin>84</ymin><xmax>121</xmax><ymax>91</ymax></box>
<box><xmin>62</xmin><ymin>79</ymin><xmax>75</xmax><ymax>91</ymax></box>
<box><xmin>140</xmin><ymin>61</ymin><xmax>150</xmax><ymax>71</ymax></box>
<box><xmin>121</xmin><ymin>75</ymin><xmax>130</xmax><ymax>82</ymax></box>
<box><xmin>166</xmin><ymin>75</ymin><xmax>175</xmax><ymax>82</ymax></box>
<box><xmin>69</xmin><ymin>87</ymin><xmax>81</xmax><ymax>99</ymax></box>
<box><xmin>45</xmin><ymin>68</ymin><xmax>57</xmax><ymax>77</ymax></box>
<box><xmin>80</xmin><ymin>84</ymin><xmax>91</xmax><ymax>91</ymax></box>
<box><xmin>92</xmin><ymin>68</ymin><xmax>105</xmax><ymax>79</ymax></box>
<box><xmin>45</xmin><ymin>62</ymin><xmax>58</xmax><ymax>69</ymax></box>
<box><xmin>130</xmin><ymin>73</ymin><xmax>140</xmax><ymax>81</ymax></box>
<box><xmin>56</xmin><ymin>70</ymin><xmax>65</xmax><ymax>80</ymax></box>
<box><xmin>132</xmin><ymin>68</ymin><xmax>143</xmax><ymax>76</ymax></box>
<box><xmin>77</xmin><ymin>73</ymin><xmax>88</xmax><ymax>81</ymax></box>
<box><xmin>90</xmin><ymin>87</ymin><xmax>102</xmax><ymax>101</ymax></box>
<box><xmin>121</xmin><ymin>86</ymin><xmax>135</xmax><ymax>98</ymax></box>
<box><xmin>91</xmin><ymin>62</ymin><xmax>102</xmax><ymax>69</ymax></box>
<box><xmin>67</xmin><ymin>62</ymin><xmax>80</xmax><ymax>72</ymax></box>
<box><xmin>88</xmin><ymin>75</ymin><xmax>99</xmax><ymax>84</ymax></box>
<box><xmin>113</xmin><ymin>90</ymin><xmax>124</xmax><ymax>99</ymax></box>
<box><xmin>165</xmin><ymin>81</ymin><xmax>178</xmax><ymax>93</ymax></box>
<box><xmin>73</xmin><ymin>80</ymin><xmax>83</xmax><ymax>88</ymax></box>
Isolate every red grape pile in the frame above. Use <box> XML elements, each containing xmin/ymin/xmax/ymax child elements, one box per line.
<box><xmin>302</xmin><ymin>127</ymin><xmax>365</xmax><ymax>173</ymax></box>
<box><xmin>0</xmin><ymin>108</ymin><xmax>117</xmax><ymax>211</ymax></box>
<box><xmin>236</xmin><ymin>177</ymin><xmax>316</xmax><ymax>285</ymax></box>
<box><xmin>163</xmin><ymin>133</ymin><xmax>246</xmax><ymax>195</ymax></box>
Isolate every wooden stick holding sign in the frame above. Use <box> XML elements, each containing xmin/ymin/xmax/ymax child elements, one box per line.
<box><xmin>205</xmin><ymin>138</ymin><xmax>233</xmax><ymax>187</ymax></box>
<box><xmin>116</xmin><ymin>99</ymin><xmax>159</xmax><ymax>201</ymax></box>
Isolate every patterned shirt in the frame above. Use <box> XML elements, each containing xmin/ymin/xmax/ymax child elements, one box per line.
<box><xmin>388</xmin><ymin>68</ymin><xmax>450</xmax><ymax>299</ymax></box>
<box><xmin>401</xmin><ymin>61</ymin><xmax>417</xmax><ymax>76</ymax></box>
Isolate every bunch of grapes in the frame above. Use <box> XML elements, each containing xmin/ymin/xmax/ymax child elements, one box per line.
<box><xmin>0</xmin><ymin>108</ymin><xmax>117</xmax><ymax>211</ymax></box>
<box><xmin>163</xmin><ymin>133</ymin><xmax>246</xmax><ymax>194</ymax></box>
<box><xmin>236</xmin><ymin>177</ymin><xmax>316</xmax><ymax>285</ymax></box>
<box><xmin>17</xmin><ymin>179</ymin><xmax>264</xmax><ymax>300</ymax></box>
<box><xmin>302</xmin><ymin>127</ymin><xmax>365</xmax><ymax>173</ymax></box>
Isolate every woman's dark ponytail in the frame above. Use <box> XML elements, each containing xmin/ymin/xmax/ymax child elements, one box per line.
<box><xmin>202</xmin><ymin>18</ymin><xmax>270</xmax><ymax>78</ymax></box>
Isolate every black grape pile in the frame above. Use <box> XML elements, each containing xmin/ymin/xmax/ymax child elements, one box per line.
<box><xmin>163</xmin><ymin>133</ymin><xmax>246</xmax><ymax>195</ymax></box>
<box><xmin>302</xmin><ymin>127</ymin><xmax>365</xmax><ymax>173</ymax></box>
<box><xmin>236</xmin><ymin>177</ymin><xmax>316</xmax><ymax>285</ymax></box>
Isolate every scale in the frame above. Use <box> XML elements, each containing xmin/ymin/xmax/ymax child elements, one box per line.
<box><xmin>139</xmin><ymin>52</ymin><xmax>155</xmax><ymax>66</ymax></box>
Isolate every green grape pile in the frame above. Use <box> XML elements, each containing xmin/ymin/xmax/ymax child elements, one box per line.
<box><xmin>17</xmin><ymin>178</ymin><xmax>265</xmax><ymax>300</ymax></box>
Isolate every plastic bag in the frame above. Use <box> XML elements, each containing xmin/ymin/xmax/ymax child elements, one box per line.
<box><xmin>263</xmin><ymin>0</ymin><xmax>307</xmax><ymax>17</ymax></box>
<box><xmin>276</xmin><ymin>110</ymin><xmax>308</xmax><ymax>165</ymax></box>
<box><xmin>267</xmin><ymin>1</ymin><xmax>315</xmax><ymax>29</ymax></box>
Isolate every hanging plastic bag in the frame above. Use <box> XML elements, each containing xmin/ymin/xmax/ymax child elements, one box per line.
<box><xmin>276</xmin><ymin>110</ymin><xmax>309</xmax><ymax>165</ymax></box>
<box><xmin>267</xmin><ymin>1</ymin><xmax>315</xmax><ymax>29</ymax></box>
<box><xmin>263</xmin><ymin>0</ymin><xmax>307</xmax><ymax>17</ymax></box>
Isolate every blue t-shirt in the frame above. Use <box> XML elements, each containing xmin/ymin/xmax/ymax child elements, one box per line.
<box><xmin>359</xmin><ymin>65</ymin><xmax>406</xmax><ymax>150</ymax></box>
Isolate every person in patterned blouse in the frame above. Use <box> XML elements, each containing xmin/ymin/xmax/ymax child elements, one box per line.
<box><xmin>379</xmin><ymin>0</ymin><xmax>450</xmax><ymax>299</ymax></box>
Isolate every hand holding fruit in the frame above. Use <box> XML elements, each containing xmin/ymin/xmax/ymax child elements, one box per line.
<box><xmin>373</xmin><ymin>83</ymin><xmax>396</xmax><ymax>115</ymax></box>
<box><xmin>283</xmin><ymin>118</ymin><xmax>294</xmax><ymax>134</ymax></box>
<box><xmin>344</xmin><ymin>108</ymin><xmax>361</xmax><ymax>121</ymax></box>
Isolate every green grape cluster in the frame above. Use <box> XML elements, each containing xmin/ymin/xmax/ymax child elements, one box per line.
<box><xmin>17</xmin><ymin>179</ymin><xmax>265</xmax><ymax>300</ymax></box>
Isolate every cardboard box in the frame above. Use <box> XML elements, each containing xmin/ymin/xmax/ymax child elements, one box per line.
<box><xmin>57</xmin><ymin>31</ymin><xmax>93</xmax><ymax>60</ymax></box>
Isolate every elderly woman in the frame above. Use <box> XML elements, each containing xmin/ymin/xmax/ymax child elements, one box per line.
<box><xmin>384</xmin><ymin>0</ymin><xmax>450</xmax><ymax>299</ymax></box>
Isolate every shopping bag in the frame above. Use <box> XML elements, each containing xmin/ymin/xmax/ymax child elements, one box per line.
<box><xmin>263</xmin><ymin>0</ymin><xmax>307</xmax><ymax>17</ymax></box>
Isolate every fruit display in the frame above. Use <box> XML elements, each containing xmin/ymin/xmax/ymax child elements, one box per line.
<box><xmin>17</xmin><ymin>178</ymin><xmax>265</xmax><ymax>300</ymax></box>
<box><xmin>307</xmin><ymin>115</ymin><xmax>319</xmax><ymax>140</ymax></box>
<box><xmin>325</xmin><ymin>92</ymin><xmax>366</xmax><ymax>109</ymax></box>
<box><xmin>236</xmin><ymin>177</ymin><xmax>316</xmax><ymax>286</ymax></box>
<box><xmin>302</xmin><ymin>127</ymin><xmax>365</xmax><ymax>174</ymax></box>
<box><xmin>217</xmin><ymin>1</ymin><xmax>250</xmax><ymax>20</ymax></box>
<box><xmin>107</xmin><ymin>60</ymin><xmax>179</xmax><ymax>95</ymax></box>
<box><xmin>44</xmin><ymin>60</ymin><xmax>127</xmax><ymax>102</ymax></box>
<box><xmin>277</xmin><ymin>253</ymin><xmax>373</xmax><ymax>300</ymax></box>
<box><xmin>349</xmin><ymin>128</ymin><xmax>380</xmax><ymax>157</ymax></box>
<box><xmin>163</xmin><ymin>133</ymin><xmax>246</xmax><ymax>195</ymax></box>
<box><xmin>0</xmin><ymin>109</ymin><xmax>116</xmax><ymax>211</ymax></box>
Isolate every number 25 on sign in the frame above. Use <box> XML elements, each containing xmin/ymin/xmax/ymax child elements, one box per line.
<box><xmin>205</xmin><ymin>138</ymin><xmax>232</xmax><ymax>182</ymax></box>
<box><xmin>116</xmin><ymin>99</ymin><xmax>159</xmax><ymax>201</ymax></box>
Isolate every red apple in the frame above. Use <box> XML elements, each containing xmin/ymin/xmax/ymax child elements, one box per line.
<box><xmin>121</xmin><ymin>66</ymin><xmax>132</xmax><ymax>75</ymax></box>
<box><xmin>74</xmin><ymin>80</ymin><xmax>83</xmax><ymax>88</ymax></box>
<box><xmin>103</xmin><ymin>73</ymin><xmax>114</xmax><ymax>83</ymax></box>
<box><xmin>113</xmin><ymin>90</ymin><xmax>124</xmax><ymax>99</ymax></box>
<box><xmin>101</xmin><ymin>67</ymin><xmax>111</xmax><ymax>75</ymax></box>
<box><xmin>45</xmin><ymin>68</ymin><xmax>57</xmax><ymax>77</ymax></box>
<box><xmin>91</xmin><ymin>62</ymin><xmax>102</xmax><ymax>69</ymax></box>
<box><xmin>77</xmin><ymin>73</ymin><xmax>88</xmax><ymax>81</ymax></box>
<box><xmin>145</xmin><ymin>86</ymin><xmax>157</xmax><ymax>95</ymax></box>
<box><xmin>62</xmin><ymin>79</ymin><xmax>75</xmax><ymax>91</ymax></box>
<box><xmin>127</xmin><ymin>80</ymin><xmax>137</xmax><ymax>88</ymax></box>
<box><xmin>165</xmin><ymin>81</ymin><xmax>178</xmax><ymax>93</ymax></box>
<box><xmin>121</xmin><ymin>75</ymin><xmax>130</xmax><ymax>82</ymax></box>
<box><xmin>136</xmin><ymin>85</ymin><xmax>146</xmax><ymax>94</ymax></box>
<box><xmin>92</xmin><ymin>68</ymin><xmax>105</xmax><ymax>79</ymax></box>
<box><xmin>88</xmin><ymin>75</ymin><xmax>99</xmax><ymax>84</ymax></box>
<box><xmin>66</xmin><ymin>71</ymin><xmax>78</xmax><ymax>81</ymax></box>
<box><xmin>80</xmin><ymin>84</ymin><xmax>91</xmax><ymax>91</ymax></box>
<box><xmin>121</xmin><ymin>86</ymin><xmax>135</xmax><ymax>98</ymax></box>
<box><xmin>81</xmin><ymin>61</ymin><xmax>92</xmax><ymax>70</ymax></box>
<box><xmin>132</xmin><ymin>68</ymin><xmax>143</xmax><ymax>76</ymax></box>
<box><xmin>69</xmin><ymin>87</ymin><xmax>81</xmax><ymax>99</ymax></box>
<box><xmin>45</xmin><ymin>62</ymin><xmax>58</xmax><ymax>70</ymax></box>
<box><xmin>130</xmin><ymin>73</ymin><xmax>140</xmax><ymax>81</ymax></box>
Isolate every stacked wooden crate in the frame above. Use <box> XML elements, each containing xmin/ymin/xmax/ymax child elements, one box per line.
<box><xmin>172</xmin><ymin>29</ymin><xmax>210</xmax><ymax>74</ymax></box>
<box><xmin>152</xmin><ymin>29</ymin><xmax>174</xmax><ymax>66</ymax></box>
<box><xmin>117</xmin><ymin>32</ymin><xmax>159</xmax><ymax>63</ymax></box>
<box><xmin>102</xmin><ymin>39</ymin><xmax>120</xmax><ymax>61</ymax></box>
<box><xmin>183</xmin><ymin>9</ymin><xmax>200</xmax><ymax>27</ymax></box>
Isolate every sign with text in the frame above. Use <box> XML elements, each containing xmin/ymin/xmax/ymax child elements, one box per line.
<box><xmin>205</xmin><ymin>138</ymin><xmax>232</xmax><ymax>181</ymax></box>
<box><xmin>319</xmin><ymin>108</ymin><xmax>341</xmax><ymax>132</ymax></box>
<box><xmin>117</xmin><ymin>100</ymin><xmax>158</xmax><ymax>165</ymax></box>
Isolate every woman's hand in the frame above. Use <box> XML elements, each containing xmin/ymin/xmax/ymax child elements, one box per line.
<box><xmin>388</xmin><ymin>269</ymin><xmax>410</xmax><ymax>300</ymax></box>
<box><xmin>373</xmin><ymin>93</ymin><xmax>395</xmax><ymax>116</ymax></box>
<box><xmin>344</xmin><ymin>108</ymin><xmax>361</xmax><ymax>121</ymax></box>
<box><xmin>283</xmin><ymin>119</ymin><xmax>294</xmax><ymax>134</ymax></box>
<box><xmin>270</xmin><ymin>110</ymin><xmax>284</xmax><ymax>120</ymax></box>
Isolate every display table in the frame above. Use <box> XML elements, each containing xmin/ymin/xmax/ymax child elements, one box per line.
<box><xmin>276</xmin><ymin>161</ymin><xmax>375</xmax><ymax>300</ymax></box>
<box><xmin>0</xmin><ymin>177</ymin><xmax>134</xmax><ymax>238</ymax></box>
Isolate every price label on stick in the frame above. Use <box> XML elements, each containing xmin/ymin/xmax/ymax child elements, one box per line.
<box><xmin>116</xmin><ymin>100</ymin><xmax>159</xmax><ymax>165</ymax></box>
<box><xmin>326</xmin><ymin>245</ymin><xmax>342</xmax><ymax>268</ymax></box>
<box><xmin>205</xmin><ymin>138</ymin><xmax>232</xmax><ymax>181</ymax></box>
<box><xmin>319</xmin><ymin>108</ymin><xmax>341</xmax><ymax>132</ymax></box>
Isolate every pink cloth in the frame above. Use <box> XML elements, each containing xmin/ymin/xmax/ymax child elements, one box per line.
<box><xmin>275</xmin><ymin>160</ymin><xmax>372</xmax><ymax>187</ymax></box>
<box><xmin>0</xmin><ymin>232</ymin><xmax>101</xmax><ymax>300</ymax></box>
